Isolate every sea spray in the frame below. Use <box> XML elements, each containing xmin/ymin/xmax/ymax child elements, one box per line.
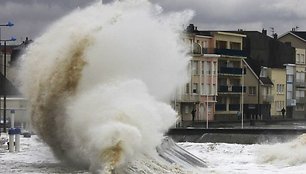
<box><xmin>19</xmin><ymin>0</ymin><xmax>193</xmax><ymax>172</ymax></box>
<box><xmin>257</xmin><ymin>134</ymin><xmax>306</xmax><ymax>166</ymax></box>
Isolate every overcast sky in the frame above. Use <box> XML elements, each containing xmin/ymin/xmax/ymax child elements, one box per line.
<box><xmin>0</xmin><ymin>0</ymin><xmax>306</xmax><ymax>44</ymax></box>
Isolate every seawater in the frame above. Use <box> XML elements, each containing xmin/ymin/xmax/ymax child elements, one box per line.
<box><xmin>181</xmin><ymin>134</ymin><xmax>306</xmax><ymax>174</ymax></box>
<box><xmin>19</xmin><ymin>0</ymin><xmax>193</xmax><ymax>173</ymax></box>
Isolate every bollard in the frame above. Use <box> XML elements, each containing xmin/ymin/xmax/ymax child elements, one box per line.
<box><xmin>15</xmin><ymin>128</ymin><xmax>21</xmax><ymax>152</ymax></box>
<box><xmin>8</xmin><ymin>128</ymin><xmax>15</xmax><ymax>152</ymax></box>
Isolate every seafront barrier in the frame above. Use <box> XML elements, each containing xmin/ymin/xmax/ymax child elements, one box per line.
<box><xmin>167</xmin><ymin>128</ymin><xmax>306</xmax><ymax>144</ymax></box>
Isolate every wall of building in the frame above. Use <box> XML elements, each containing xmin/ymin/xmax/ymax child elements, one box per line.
<box><xmin>213</xmin><ymin>32</ymin><xmax>244</xmax><ymax>49</ymax></box>
<box><xmin>279</xmin><ymin>34</ymin><xmax>306</xmax><ymax>49</ymax></box>
<box><xmin>270</xmin><ymin>68</ymin><xmax>286</xmax><ymax>117</ymax></box>
<box><xmin>244</xmin><ymin>66</ymin><xmax>259</xmax><ymax>104</ymax></box>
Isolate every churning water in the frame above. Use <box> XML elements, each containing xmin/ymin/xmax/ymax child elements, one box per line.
<box><xmin>19</xmin><ymin>0</ymin><xmax>194</xmax><ymax>173</ymax></box>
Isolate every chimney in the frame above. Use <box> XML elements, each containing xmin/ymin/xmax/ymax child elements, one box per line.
<box><xmin>273</xmin><ymin>33</ymin><xmax>278</xmax><ymax>39</ymax></box>
<box><xmin>186</xmin><ymin>24</ymin><xmax>195</xmax><ymax>33</ymax></box>
<box><xmin>262</xmin><ymin>29</ymin><xmax>267</xmax><ymax>35</ymax></box>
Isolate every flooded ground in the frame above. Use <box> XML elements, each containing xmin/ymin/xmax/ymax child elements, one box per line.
<box><xmin>1</xmin><ymin>133</ymin><xmax>306</xmax><ymax>174</ymax></box>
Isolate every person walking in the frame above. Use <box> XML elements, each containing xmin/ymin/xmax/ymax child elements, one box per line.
<box><xmin>191</xmin><ymin>108</ymin><xmax>196</xmax><ymax>126</ymax></box>
<box><xmin>281</xmin><ymin>107</ymin><xmax>286</xmax><ymax>119</ymax></box>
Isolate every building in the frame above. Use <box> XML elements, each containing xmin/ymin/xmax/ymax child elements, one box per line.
<box><xmin>235</xmin><ymin>30</ymin><xmax>295</xmax><ymax>119</ymax></box>
<box><xmin>243</xmin><ymin>60</ymin><xmax>273</xmax><ymax>120</ymax></box>
<box><xmin>279</xmin><ymin>31</ymin><xmax>306</xmax><ymax>119</ymax></box>
<box><xmin>175</xmin><ymin>24</ymin><xmax>219</xmax><ymax>126</ymax></box>
<box><xmin>179</xmin><ymin>24</ymin><xmax>247</xmax><ymax>122</ymax></box>
<box><xmin>212</xmin><ymin>31</ymin><xmax>247</xmax><ymax>121</ymax></box>
<box><xmin>261</xmin><ymin>67</ymin><xmax>286</xmax><ymax>118</ymax></box>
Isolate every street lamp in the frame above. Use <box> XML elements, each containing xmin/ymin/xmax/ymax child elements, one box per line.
<box><xmin>1</xmin><ymin>36</ymin><xmax>16</xmax><ymax>133</ymax></box>
<box><xmin>0</xmin><ymin>21</ymin><xmax>14</xmax><ymax>45</ymax></box>
<box><xmin>241</xmin><ymin>66</ymin><xmax>245</xmax><ymax>129</ymax></box>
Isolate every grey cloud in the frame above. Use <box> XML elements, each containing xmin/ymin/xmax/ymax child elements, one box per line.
<box><xmin>1</xmin><ymin>0</ymin><xmax>306</xmax><ymax>43</ymax></box>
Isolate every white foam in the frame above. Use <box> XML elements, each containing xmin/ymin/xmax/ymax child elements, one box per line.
<box><xmin>19</xmin><ymin>0</ymin><xmax>193</xmax><ymax>172</ymax></box>
<box><xmin>257</xmin><ymin>134</ymin><xmax>306</xmax><ymax>166</ymax></box>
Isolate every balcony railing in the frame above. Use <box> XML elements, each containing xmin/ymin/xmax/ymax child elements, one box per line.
<box><xmin>215</xmin><ymin>104</ymin><xmax>226</xmax><ymax>111</ymax></box>
<box><xmin>229</xmin><ymin>104</ymin><xmax>240</xmax><ymax>111</ymax></box>
<box><xmin>214</xmin><ymin>48</ymin><xmax>247</xmax><ymax>57</ymax></box>
<box><xmin>218</xmin><ymin>85</ymin><xmax>246</xmax><ymax>93</ymax></box>
<box><xmin>219</xmin><ymin>67</ymin><xmax>246</xmax><ymax>75</ymax></box>
<box><xmin>202</xmin><ymin>48</ymin><xmax>247</xmax><ymax>57</ymax></box>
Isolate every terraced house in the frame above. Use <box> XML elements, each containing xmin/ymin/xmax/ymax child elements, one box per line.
<box><xmin>279</xmin><ymin>31</ymin><xmax>306</xmax><ymax>119</ymax></box>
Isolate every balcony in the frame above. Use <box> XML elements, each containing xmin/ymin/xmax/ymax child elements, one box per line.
<box><xmin>219</xmin><ymin>67</ymin><xmax>246</xmax><ymax>76</ymax></box>
<box><xmin>218</xmin><ymin>85</ymin><xmax>246</xmax><ymax>93</ymax></box>
<box><xmin>202</xmin><ymin>48</ymin><xmax>247</xmax><ymax>57</ymax></box>
<box><xmin>262</xmin><ymin>95</ymin><xmax>274</xmax><ymax>103</ymax></box>
<box><xmin>232</xmin><ymin>86</ymin><xmax>246</xmax><ymax>92</ymax></box>
<box><xmin>214</xmin><ymin>48</ymin><xmax>247</xmax><ymax>57</ymax></box>
<box><xmin>229</xmin><ymin>104</ymin><xmax>240</xmax><ymax>111</ymax></box>
<box><xmin>215</xmin><ymin>104</ymin><xmax>226</xmax><ymax>111</ymax></box>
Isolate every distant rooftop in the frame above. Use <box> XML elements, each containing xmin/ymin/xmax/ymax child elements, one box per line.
<box><xmin>291</xmin><ymin>31</ymin><xmax>306</xmax><ymax>41</ymax></box>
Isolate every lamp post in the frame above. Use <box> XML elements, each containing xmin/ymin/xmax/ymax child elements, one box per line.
<box><xmin>1</xmin><ymin>37</ymin><xmax>16</xmax><ymax>133</ymax></box>
<box><xmin>241</xmin><ymin>66</ymin><xmax>245</xmax><ymax>129</ymax></box>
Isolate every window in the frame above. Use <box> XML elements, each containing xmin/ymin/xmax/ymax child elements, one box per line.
<box><xmin>203</xmin><ymin>40</ymin><xmax>208</xmax><ymax>48</ymax></box>
<box><xmin>216</xmin><ymin>40</ymin><xmax>227</xmax><ymax>49</ymax></box>
<box><xmin>230</xmin><ymin>42</ymin><xmax>241</xmax><ymax>50</ymax></box>
<box><xmin>296</xmin><ymin>72</ymin><xmax>305</xmax><ymax>83</ymax></box>
<box><xmin>287</xmin><ymin>74</ymin><xmax>294</xmax><ymax>83</ymax></box>
<box><xmin>260</xmin><ymin>68</ymin><xmax>268</xmax><ymax>77</ymax></box>
<box><xmin>287</xmin><ymin>91</ymin><xmax>293</xmax><ymax>99</ymax></box>
<box><xmin>301</xmin><ymin>54</ymin><xmax>305</xmax><ymax>64</ymax></box>
<box><xmin>297</xmin><ymin>54</ymin><xmax>301</xmax><ymax>64</ymax></box>
<box><xmin>192</xmin><ymin>83</ymin><xmax>198</xmax><ymax>94</ymax></box>
<box><xmin>287</xmin><ymin>84</ymin><xmax>293</xmax><ymax>91</ymax></box>
<box><xmin>213</xmin><ymin>62</ymin><xmax>217</xmax><ymax>75</ymax></box>
<box><xmin>192</xmin><ymin>60</ymin><xmax>199</xmax><ymax>75</ymax></box>
<box><xmin>205</xmin><ymin>61</ymin><xmax>211</xmax><ymax>74</ymax></box>
<box><xmin>217</xmin><ymin>96</ymin><xmax>226</xmax><ymax>104</ymax></box>
<box><xmin>287</xmin><ymin>84</ymin><xmax>293</xmax><ymax>99</ymax></box>
<box><xmin>201</xmin><ymin>83</ymin><xmax>204</xmax><ymax>95</ymax></box>
<box><xmin>248</xmin><ymin>86</ymin><xmax>256</xmax><ymax>95</ymax></box>
<box><xmin>275</xmin><ymin>101</ymin><xmax>285</xmax><ymax>111</ymax></box>
<box><xmin>185</xmin><ymin>83</ymin><xmax>190</xmax><ymax>94</ymax></box>
<box><xmin>276</xmin><ymin>84</ymin><xmax>285</xmax><ymax>94</ymax></box>
<box><xmin>296</xmin><ymin>90</ymin><xmax>305</xmax><ymax>99</ymax></box>
<box><xmin>296</xmin><ymin>104</ymin><xmax>304</xmax><ymax>111</ymax></box>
